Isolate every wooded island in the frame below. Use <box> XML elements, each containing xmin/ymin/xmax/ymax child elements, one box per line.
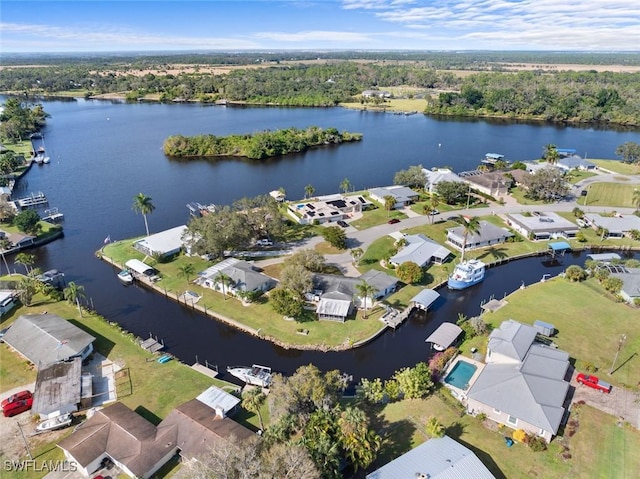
<box><xmin>163</xmin><ymin>126</ymin><xmax>363</xmax><ymax>159</ymax></box>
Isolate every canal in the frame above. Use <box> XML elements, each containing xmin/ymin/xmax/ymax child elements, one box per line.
<box><xmin>8</xmin><ymin>97</ymin><xmax>640</xmax><ymax>382</ymax></box>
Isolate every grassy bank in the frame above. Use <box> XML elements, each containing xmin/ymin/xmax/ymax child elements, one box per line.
<box><xmin>589</xmin><ymin>159</ymin><xmax>639</xmax><ymax>175</ymax></box>
<box><xmin>577</xmin><ymin>182</ymin><xmax>638</xmax><ymax>208</ymax></box>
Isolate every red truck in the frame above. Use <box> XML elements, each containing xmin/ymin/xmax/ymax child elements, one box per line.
<box><xmin>576</xmin><ymin>373</ymin><xmax>612</xmax><ymax>393</ymax></box>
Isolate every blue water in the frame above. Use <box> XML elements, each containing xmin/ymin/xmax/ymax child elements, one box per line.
<box><xmin>445</xmin><ymin>360</ymin><xmax>478</xmax><ymax>390</ymax></box>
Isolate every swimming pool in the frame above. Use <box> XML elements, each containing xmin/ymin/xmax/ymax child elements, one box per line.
<box><xmin>444</xmin><ymin>360</ymin><xmax>477</xmax><ymax>390</ymax></box>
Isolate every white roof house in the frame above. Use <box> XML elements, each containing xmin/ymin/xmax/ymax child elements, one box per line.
<box><xmin>390</xmin><ymin>234</ymin><xmax>452</xmax><ymax>267</ymax></box>
<box><xmin>32</xmin><ymin>358</ymin><xmax>82</xmax><ymax>420</ymax></box>
<box><xmin>506</xmin><ymin>212</ymin><xmax>579</xmax><ymax>241</ymax></box>
<box><xmin>423</xmin><ymin>168</ymin><xmax>465</xmax><ymax>194</ymax></box>
<box><xmin>197</xmin><ymin>258</ymin><xmax>276</xmax><ymax>295</ymax></box>
<box><xmin>446</xmin><ymin>221</ymin><xmax>513</xmax><ymax>251</ymax></box>
<box><xmin>134</xmin><ymin>225</ymin><xmax>187</xmax><ymax>258</ymax></box>
<box><xmin>583</xmin><ymin>214</ymin><xmax>640</xmax><ymax>238</ymax></box>
<box><xmin>466</xmin><ymin>319</ymin><xmax>570</xmax><ymax>443</ymax></box>
<box><xmin>368</xmin><ymin>185</ymin><xmax>420</xmax><ymax>209</ymax></box>
<box><xmin>366</xmin><ymin>435</ymin><xmax>495</xmax><ymax>479</ymax></box>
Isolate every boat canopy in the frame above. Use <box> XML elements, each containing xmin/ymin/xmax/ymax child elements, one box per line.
<box><xmin>125</xmin><ymin>259</ymin><xmax>156</xmax><ymax>275</ymax></box>
<box><xmin>425</xmin><ymin>323</ymin><xmax>463</xmax><ymax>348</ymax></box>
<box><xmin>548</xmin><ymin>241</ymin><xmax>571</xmax><ymax>252</ymax></box>
<box><xmin>411</xmin><ymin>289</ymin><xmax>440</xmax><ymax>310</ymax></box>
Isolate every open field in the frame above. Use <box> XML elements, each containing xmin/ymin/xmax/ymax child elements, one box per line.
<box><xmin>373</xmin><ymin>394</ymin><xmax>640</xmax><ymax>479</ymax></box>
<box><xmin>590</xmin><ymin>159</ymin><xmax>640</xmax><ymax>175</ymax></box>
<box><xmin>578</xmin><ymin>182</ymin><xmax>638</xmax><ymax>207</ymax></box>
<box><xmin>483</xmin><ymin>279</ymin><xmax>640</xmax><ymax>390</ymax></box>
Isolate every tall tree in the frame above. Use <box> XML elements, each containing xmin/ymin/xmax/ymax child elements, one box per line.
<box><xmin>242</xmin><ymin>386</ymin><xmax>266</xmax><ymax>431</ymax></box>
<box><xmin>455</xmin><ymin>215</ymin><xmax>481</xmax><ymax>262</ymax></box>
<box><xmin>615</xmin><ymin>142</ymin><xmax>640</xmax><ymax>164</ymax></box>
<box><xmin>0</xmin><ymin>238</ymin><xmax>11</xmax><ymax>275</ymax></box>
<box><xmin>543</xmin><ymin>143</ymin><xmax>560</xmax><ymax>165</ymax></box>
<box><xmin>355</xmin><ymin>280</ymin><xmax>376</xmax><ymax>319</ymax></box>
<box><xmin>340</xmin><ymin>178</ymin><xmax>352</xmax><ymax>194</ymax></box>
<box><xmin>64</xmin><ymin>281</ymin><xmax>86</xmax><ymax>317</ymax></box>
<box><xmin>177</xmin><ymin>262</ymin><xmax>195</xmax><ymax>285</ymax></box>
<box><xmin>350</xmin><ymin>247</ymin><xmax>364</xmax><ymax>266</ymax></box>
<box><xmin>304</xmin><ymin>184</ymin><xmax>315</xmax><ymax>199</ymax></box>
<box><xmin>383</xmin><ymin>195</ymin><xmax>395</xmax><ymax>217</ymax></box>
<box><xmin>633</xmin><ymin>188</ymin><xmax>640</xmax><ymax>210</ymax></box>
<box><xmin>132</xmin><ymin>192</ymin><xmax>155</xmax><ymax>236</ymax></box>
<box><xmin>14</xmin><ymin>252</ymin><xmax>35</xmax><ymax>274</ymax></box>
<box><xmin>337</xmin><ymin>406</ymin><xmax>381</xmax><ymax>471</ymax></box>
<box><xmin>216</xmin><ymin>271</ymin><xmax>234</xmax><ymax>300</ymax></box>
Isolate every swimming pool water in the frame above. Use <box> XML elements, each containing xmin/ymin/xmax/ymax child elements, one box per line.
<box><xmin>444</xmin><ymin>360</ymin><xmax>477</xmax><ymax>390</ymax></box>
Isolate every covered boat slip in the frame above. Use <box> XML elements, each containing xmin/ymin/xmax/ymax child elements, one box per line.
<box><xmin>124</xmin><ymin>259</ymin><xmax>160</xmax><ymax>281</ymax></box>
<box><xmin>410</xmin><ymin>289</ymin><xmax>440</xmax><ymax>311</ymax></box>
<box><xmin>425</xmin><ymin>322</ymin><xmax>463</xmax><ymax>350</ymax></box>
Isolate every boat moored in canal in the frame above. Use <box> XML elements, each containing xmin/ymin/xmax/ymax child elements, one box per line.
<box><xmin>226</xmin><ymin>364</ymin><xmax>272</xmax><ymax>387</ymax></box>
<box><xmin>117</xmin><ymin>269</ymin><xmax>134</xmax><ymax>284</ymax></box>
<box><xmin>447</xmin><ymin>259</ymin><xmax>485</xmax><ymax>290</ymax></box>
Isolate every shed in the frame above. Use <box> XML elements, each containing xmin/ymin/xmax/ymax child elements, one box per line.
<box><xmin>533</xmin><ymin>320</ymin><xmax>555</xmax><ymax>337</ymax></box>
<box><xmin>425</xmin><ymin>323</ymin><xmax>463</xmax><ymax>350</ymax></box>
<box><xmin>196</xmin><ymin>386</ymin><xmax>241</xmax><ymax>418</ymax></box>
<box><xmin>411</xmin><ymin>289</ymin><xmax>441</xmax><ymax>311</ymax></box>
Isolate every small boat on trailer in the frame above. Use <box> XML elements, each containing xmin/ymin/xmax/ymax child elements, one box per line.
<box><xmin>36</xmin><ymin>413</ymin><xmax>72</xmax><ymax>432</ymax></box>
<box><xmin>117</xmin><ymin>269</ymin><xmax>134</xmax><ymax>284</ymax></box>
<box><xmin>226</xmin><ymin>364</ymin><xmax>272</xmax><ymax>387</ymax></box>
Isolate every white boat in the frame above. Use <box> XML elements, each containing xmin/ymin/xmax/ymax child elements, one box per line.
<box><xmin>36</xmin><ymin>413</ymin><xmax>72</xmax><ymax>432</ymax></box>
<box><xmin>447</xmin><ymin>259</ymin><xmax>485</xmax><ymax>290</ymax></box>
<box><xmin>226</xmin><ymin>364</ymin><xmax>272</xmax><ymax>387</ymax></box>
<box><xmin>42</xmin><ymin>156</ymin><xmax>51</xmax><ymax>164</ymax></box>
<box><xmin>118</xmin><ymin>269</ymin><xmax>134</xmax><ymax>284</ymax></box>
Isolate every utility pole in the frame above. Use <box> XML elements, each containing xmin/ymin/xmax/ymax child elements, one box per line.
<box><xmin>17</xmin><ymin>420</ymin><xmax>33</xmax><ymax>459</ymax></box>
<box><xmin>609</xmin><ymin>333</ymin><xmax>627</xmax><ymax>375</ymax></box>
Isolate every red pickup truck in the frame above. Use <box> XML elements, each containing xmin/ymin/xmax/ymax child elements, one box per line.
<box><xmin>576</xmin><ymin>373</ymin><xmax>612</xmax><ymax>393</ymax></box>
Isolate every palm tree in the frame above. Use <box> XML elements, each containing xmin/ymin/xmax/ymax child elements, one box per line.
<box><xmin>355</xmin><ymin>280</ymin><xmax>376</xmax><ymax>319</ymax></box>
<box><xmin>632</xmin><ymin>188</ymin><xmax>640</xmax><ymax>210</ymax></box>
<box><xmin>0</xmin><ymin>238</ymin><xmax>12</xmax><ymax>275</ymax></box>
<box><xmin>544</xmin><ymin>143</ymin><xmax>560</xmax><ymax>165</ymax></box>
<box><xmin>304</xmin><ymin>184</ymin><xmax>315</xmax><ymax>199</ymax></box>
<box><xmin>383</xmin><ymin>195</ymin><xmax>395</xmax><ymax>217</ymax></box>
<box><xmin>132</xmin><ymin>192</ymin><xmax>155</xmax><ymax>236</ymax></box>
<box><xmin>16</xmin><ymin>275</ymin><xmax>38</xmax><ymax>306</ymax></box>
<box><xmin>64</xmin><ymin>281</ymin><xmax>86</xmax><ymax>317</ymax></box>
<box><xmin>216</xmin><ymin>271</ymin><xmax>234</xmax><ymax>300</ymax></box>
<box><xmin>425</xmin><ymin>194</ymin><xmax>440</xmax><ymax>224</ymax></box>
<box><xmin>177</xmin><ymin>262</ymin><xmax>195</xmax><ymax>285</ymax></box>
<box><xmin>242</xmin><ymin>387</ymin><xmax>266</xmax><ymax>431</ymax></box>
<box><xmin>455</xmin><ymin>215</ymin><xmax>481</xmax><ymax>262</ymax></box>
<box><xmin>340</xmin><ymin>178</ymin><xmax>352</xmax><ymax>195</ymax></box>
<box><xmin>14</xmin><ymin>252</ymin><xmax>35</xmax><ymax>274</ymax></box>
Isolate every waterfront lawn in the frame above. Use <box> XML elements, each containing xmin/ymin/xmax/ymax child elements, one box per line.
<box><xmin>564</xmin><ymin>170</ymin><xmax>597</xmax><ymax>184</ymax></box>
<box><xmin>483</xmin><ymin>279</ymin><xmax>640</xmax><ymax>390</ymax></box>
<box><xmin>509</xmin><ymin>186</ymin><xmax>548</xmax><ymax>205</ymax></box>
<box><xmin>350</xmin><ymin>207</ymin><xmax>407</xmax><ymax>230</ymax></box>
<box><xmin>2</xmin><ymin>139</ymin><xmax>32</xmax><ymax>156</ymax></box>
<box><xmin>372</xmin><ymin>395</ymin><xmax>639</xmax><ymax>479</ymax></box>
<box><xmin>589</xmin><ymin>159</ymin><xmax>640</xmax><ymax>175</ymax></box>
<box><xmin>577</xmin><ymin>182</ymin><xmax>637</xmax><ymax>208</ymax></box>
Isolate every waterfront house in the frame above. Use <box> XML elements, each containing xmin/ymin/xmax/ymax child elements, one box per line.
<box><xmin>195</xmin><ymin>385</ymin><xmax>241</xmax><ymax>418</ymax></box>
<box><xmin>390</xmin><ymin>234</ymin><xmax>452</xmax><ymax>267</ymax></box>
<box><xmin>422</xmin><ymin>168</ymin><xmax>465</xmax><ymax>194</ymax></box>
<box><xmin>446</xmin><ymin>220</ymin><xmax>513</xmax><ymax>251</ymax></box>
<box><xmin>2</xmin><ymin>313</ymin><xmax>95</xmax><ymax>368</ymax></box>
<box><xmin>465</xmin><ymin>319</ymin><xmax>571</xmax><ymax>443</ymax></box>
<box><xmin>366</xmin><ymin>435</ymin><xmax>496</xmax><ymax>479</ymax></box>
<box><xmin>583</xmin><ymin>213</ymin><xmax>640</xmax><ymax>238</ymax></box>
<box><xmin>134</xmin><ymin>225</ymin><xmax>187</xmax><ymax>258</ymax></box>
<box><xmin>505</xmin><ymin>212</ymin><xmax>579</xmax><ymax>241</ymax></box>
<box><xmin>506</xmin><ymin>169</ymin><xmax>531</xmax><ymax>187</ymax></box>
<box><xmin>368</xmin><ymin>186</ymin><xmax>419</xmax><ymax>209</ymax></box>
<box><xmin>0</xmin><ymin>290</ymin><xmax>18</xmax><ymax>316</ymax></box>
<box><xmin>459</xmin><ymin>171</ymin><xmax>512</xmax><ymax>198</ymax></box>
<box><xmin>197</xmin><ymin>258</ymin><xmax>276</xmax><ymax>297</ymax></box>
<box><xmin>287</xmin><ymin>194</ymin><xmax>367</xmax><ymax>225</ymax></box>
<box><xmin>32</xmin><ymin>358</ymin><xmax>82</xmax><ymax>420</ymax></box>
<box><xmin>557</xmin><ymin>155</ymin><xmax>596</xmax><ymax>171</ymax></box>
<box><xmin>58</xmin><ymin>402</ymin><xmax>178</xmax><ymax>478</ymax></box>
<box><xmin>362</xmin><ymin>90</ymin><xmax>391</xmax><ymax>98</ymax></box>
<box><xmin>610</xmin><ymin>267</ymin><xmax>640</xmax><ymax>304</ymax></box>
<box><xmin>1</xmin><ymin>230</ymin><xmax>36</xmax><ymax>250</ymax></box>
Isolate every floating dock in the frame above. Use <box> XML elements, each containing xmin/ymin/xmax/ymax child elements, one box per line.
<box><xmin>42</xmin><ymin>207</ymin><xmax>64</xmax><ymax>222</ymax></box>
<box><xmin>140</xmin><ymin>335</ymin><xmax>164</xmax><ymax>353</ymax></box>
<box><xmin>12</xmin><ymin>191</ymin><xmax>48</xmax><ymax>210</ymax></box>
<box><xmin>191</xmin><ymin>362</ymin><xmax>219</xmax><ymax>379</ymax></box>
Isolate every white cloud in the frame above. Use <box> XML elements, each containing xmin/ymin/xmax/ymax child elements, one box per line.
<box><xmin>254</xmin><ymin>30</ymin><xmax>374</xmax><ymax>43</ymax></box>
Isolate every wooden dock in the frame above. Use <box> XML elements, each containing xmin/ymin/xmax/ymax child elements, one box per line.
<box><xmin>191</xmin><ymin>362</ymin><xmax>219</xmax><ymax>379</ymax></box>
<box><xmin>379</xmin><ymin>305</ymin><xmax>413</xmax><ymax>329</ymax></box>
<box><xmin>42</xmin><ymin>207</ymin><xmax>64</xmax><ymax>223</ymax></box>
<box><xmin>140</xmin><ymin>334</ymin><xmax>164</xmax><ymax>353</ymax></box>
<box><xmin>12</xmin><ymin>191</ymin><xmax>48</xmax><ymax>209</ymax></box>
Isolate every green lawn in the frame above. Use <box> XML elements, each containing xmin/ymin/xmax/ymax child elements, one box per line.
<box><xmin>373</xmin><ymin>394</ymin><xmax>640</xmax><ymax>479</ymax></box>
<box><xmin>577</xmin><ymin>182</ymin><xmax>638</xmax><ymax>208</ymax></box>
<box><xmin>510</xmin><ymin>186</ymin><xmax>548</xmax><ymax>205</ymax></box>
<box><xmin>590</xmin><ymin>159</ymin><xmax>640</xmax><ymax>175</ymax></box>
<box><xmin>100</xmin><ymin>240</ymin><xmax>386</xmax><ymax>348</ymax></box>
<box><xmin>350</xmin><ymin>207</ymin><xmax>408</xmax><ymax>230</ymax></box>
<box><xmin>565</xmin><ymin>170</ymin><xmax>598</xmax><ymax>184</ymax></box>
<box><xmin>340</xmin><ymin>97</ymin><xmax>427</xmax><ymax>113</ymax></box>
<box><xmin>2</xmin><ymin>139</ymin><xmax>32</xmax><ymax>156</ymax></box>
<box><xmin>483</xmin><ymin>279</ymin><xmax>640</xmax><ymax>390</ymax></box>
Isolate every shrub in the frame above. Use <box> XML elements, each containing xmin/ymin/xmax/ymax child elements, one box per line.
<box><xmin>428</xmin><ymin>347</ymin><xmax>458</xmax><ymax>377</ymax></box>
<box><xmin>396</xmin><ymin>261</ymin><xmax>423</xmax><ymax>284</ymax></box>
<box><xmin>476</xmin><ymin>412</ymin><xmax>487</xmax><ymax>422</ymax></box>
<box><xmin>513</xmin><ymin>429</ymin><xmax>528</xmax><ymax>443</ymax></box>
<box><xmin>582</xmin><ymin>361</ymin><xmax>597</xmax><ymax>373</ymax></box>
<box><xmin>426</xmin><ymin>416</ymin><xmax>445</xmax><ymax>438</ymax></box>
<box><xmin>469</xmin><ymin>316</ymin><xmax>489</xmax><ymax>336</ymax></box>
<box><xmin>603</xmin><ymin>277</ymin><xmax>623</xmax><ymax>294</ymax></box>
<box><xmin>528</xmin><ymin>436</ymin><xmax>548</xmax><ymax>452</ymax></box>
<box><xmin>565</xmin><ymin>265</ymin><xmax>587</xmax><ymax>282</ymax></box>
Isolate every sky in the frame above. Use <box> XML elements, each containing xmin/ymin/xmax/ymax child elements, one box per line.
<box><xmin>1</xmin><ymin>0</ymin><xmax>639</xmax><ymax>53</ymax></box>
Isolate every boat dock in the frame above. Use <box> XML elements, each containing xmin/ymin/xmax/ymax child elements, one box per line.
<box><xmin>11</xmin><ymin>191</ymin><xmax>48</xmax><ymax>210</ymax></box>
<box><xmin>140</xmin><ymin>334</ymin><xmax>164</xmax><ymax>353</ymax></box>
<box><xmin>191</xmin><ymin>358</ymin><xmax>219</xmax><ymax>379</ymax></box>
<box><xmin>42</xmin><ymin>207</ymin><xmax>64</xmax><ymax>222</ymax></box>
<box><xmin>380</xmin><ymin>305</ymin><xmax>411</xmax><ymax>329</ymax></box>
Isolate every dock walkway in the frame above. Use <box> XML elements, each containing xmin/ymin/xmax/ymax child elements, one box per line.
<box><xmin>140</xmin><ymin>335</ymin><xmax>164</xmax><ymax>353</ymax></box>
<box><xmin>191</xmin><ymin>362</ymin><xmax>219</xmax><ymax>379</ymax></box>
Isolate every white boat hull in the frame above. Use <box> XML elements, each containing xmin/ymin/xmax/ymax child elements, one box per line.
<box><xmin>227</xmin><ymin>364</ymin><xmax>272</xmax><ymax>387</ymax></box>
<box><xmin>36</xmin><ymin>413</ymin><xmax>72</xmax><ymax>432</ymax></box>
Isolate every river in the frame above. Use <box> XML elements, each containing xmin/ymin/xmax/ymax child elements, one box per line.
<box><xmin>7</xmin><ymin>97</ymin><xmax>640</xmax><ymax>383</ymax></box>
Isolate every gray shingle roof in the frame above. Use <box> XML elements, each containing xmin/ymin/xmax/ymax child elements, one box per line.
<box><xmin>487</xmin><ymin>319</ymin><xmax>537</xmax><ymax>361</ymax></box>
<box><xmin>366</xmin><ymin>435</ymin><xmax>495</xmax><ymax>479</ymax></box>
<box><xmin>391</xmin><ymin>234</ymin><xmax>452</xmax><ymax>266</ymax></box>
<box><xmin>2</xmin><ymin>314</ymin><xmax>95</xmax><ymax>367</ymax></box>
<box><xmin>447</xmin><ymin>220</ymin><xmax>513</xmax><ymax>245</ymax></box>
<box><xmin>359</xmin><ymin>269</ymin><xmax>398</xmax><ymax>292</ymax></box>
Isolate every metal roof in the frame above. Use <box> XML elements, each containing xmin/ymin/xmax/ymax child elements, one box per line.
<box><xmin>587</xmin><ymin>253</ymin><xmax>621</xmax><ymax>262</ymax></box>
<box><xmin>425</xmin><ymin>322</ymin><xmax>463</xmax><ymax>348</ymax></box>
<box><xmin>196</xmin><ymin>386</ymin><xmax>240</xmax><ymax>416</ymax></box>
<box><xmin>391</xmin><ymin>234</ymin><xmax>452</xmax><ymax>267</ymax></box>
<box><xmin>134</xmin><ymin>225</ymin><xmax>187</xmax><ymax>256</ymax></box>
<box><xmin>32</xmin><ymin>358</ymin><xmax>82</xmax><ymax>415</ymax></box>
<box><xmin>366</xmin><ymin>435</ymin><xmax>495</xmax><ymax>479</ymax></box>
<box><xmin>411</xmin><ymin>289</ymin><xmax>441</xmax><ymax>309</ymax></box>
<box><xmin>548</xmin><ymin>241</ymin><xmax>571</xmax><ymax>251</ymax></box>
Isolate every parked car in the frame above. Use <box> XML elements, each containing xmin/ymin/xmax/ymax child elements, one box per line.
<box><xmin>1</xmin><ymin>390</ymin><xmax>32</xmax><ymax>409</ymax></box>
<box><xmin>387</xmin><ymin>218</ymin><xmax>400</xmax><ymax>224</ymax></box>
<box><xmin>576</xmin><ymin>373</ymin><xmax>612</xmax><ymax>393</ymax></box>
<box><xmin>337</xmin><ymin>220</ymin><xmax>349</xmax><ymax>228</ymax></box>
<box><xmin>576</xmin><ymin>218</ymin><xmax>587</xmax><ymax>228</ymax></box>
<box><xmin>429</xmin><ymin>209</ymin><xmax>440</xmax><ymax>215</ymax></box>
<box><xmin>0</xmin><ymin>326</ymin><xmax>9</xmax><ymax>342</ymax></box>
<box><xmin>255</xmin><ymin>238</ymin><xmax>273</xmax><ymax>247</ymax></box>
<box><xmin>2</xmin><ymin>391</ymin><xmax>33</xmax><ymax>417</ymax></box>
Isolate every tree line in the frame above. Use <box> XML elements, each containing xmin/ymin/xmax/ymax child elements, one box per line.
<box><xmin>163</xmin><ymin>127</ymin><xmax>362</xmax><ymax>160</ymax></box>
<box><xmin>0</xmin><ymin>98</ymin><xmax>49</xmax><ymax>142</ymax></box>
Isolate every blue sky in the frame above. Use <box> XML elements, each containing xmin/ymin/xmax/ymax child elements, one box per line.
<box><xmin>1</xmin><ymin>1</ymin><xmax>639</xmax><ymax>53</ymax></box>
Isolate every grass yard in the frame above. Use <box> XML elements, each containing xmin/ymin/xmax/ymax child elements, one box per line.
<box><xmin>483</xmin><ymin>279</ymin><xmax>640</xmax><ymax>390</ymax></box>
<box><xmin>372</xmin><ymin>394</ymin><xmax>640</xmax><ymax>479</ymax></box>
<box><xmin>565</xmin><ymin>170</ymin><xmax>598</xmax><ymax>184</ymax></box>
<box><xmin>340</xmin><ymin>97</ymin><xmax>427</xmax><ymax>113</ymax></box>
<box><xmin>350</xmin><ymin>207</ymin><xmax>407</xmax><ymax>230</ymax></box>
<box><xmin>577</xmin><ymin>182</ymin><xmax>638</xmax><ymax>208</ymax></box>
<box><xmin>100</xmin><ymin>240</ymin><xmax>385</xmax><ymax>348</ymax></box>
<box><xmin>510</xmin><ymin>186</ymin><xmax>548</xmax><ymax>205</ymax></box>
<box><xmin>2</xmin><ymin>139</ymin><xmax>33</xmax><ymax>156</ymax></box>
<box><xmin>590</xmin><ymin>159</ymin><xmax>640</xmax><ymax>175</ymax></box>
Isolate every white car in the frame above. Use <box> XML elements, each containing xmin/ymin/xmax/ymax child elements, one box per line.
<box><xmin>255</xmin><ymin>239</ymin><xmax>273</xmax><ymax>247</ymax></box>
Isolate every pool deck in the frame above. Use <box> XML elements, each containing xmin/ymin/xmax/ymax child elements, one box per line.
<box><xmin>441</xmin><ymin>355</ymin><xmax>486</xmax><ymax>404</ymax></box>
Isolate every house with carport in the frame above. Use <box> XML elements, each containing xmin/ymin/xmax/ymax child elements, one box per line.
<box><xmin>465</xmin><ymin>319</ymin><xmax>571</xmax><ymax>443</ymax></box>
<box><xmin>368</xmin><ymin>185</ymin><xmax>419</xmax><ymax>209</ymax></box>
<box><xmin>446</xmin><ymin>220</ymin><xmax>513</xmax><ymax>252</ymax></box>
<box><xmin>390</xmin><ymin>234</ymin><xmax>452</xmax><ymax>267</ymax></box>
<box><xmin>609</xmin><ymin>267</ymin><xmax>640</xmax><ymax>304</ymax></box>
